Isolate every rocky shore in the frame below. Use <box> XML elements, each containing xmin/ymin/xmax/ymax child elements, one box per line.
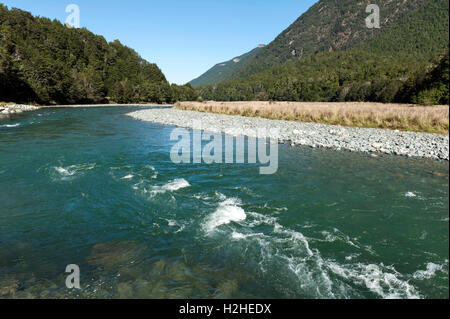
<box><xmin>0</xmin><ymin>104</ymin><xmax>40</xmax><ymax>119</ymax></box>
<box><xmin>127</xmin><ymin>108</ymin><xmax>449</xmax><ymax>161</ymax></box>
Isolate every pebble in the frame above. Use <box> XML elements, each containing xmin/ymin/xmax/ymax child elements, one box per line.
<box><xmin>0</xmin><ymin>104</ymin><xmax>40</xmax><ymax>118</ymax></box>
<box><xmin>131</xmin><ymin>108</ymin><xmax>448</xmax><ymax>162</ymax></box>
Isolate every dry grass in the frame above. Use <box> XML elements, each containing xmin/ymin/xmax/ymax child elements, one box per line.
<box><xmin>175</xmin><ymin>101</ymin><xmax>450</xmax><ymax>134</ymax></box>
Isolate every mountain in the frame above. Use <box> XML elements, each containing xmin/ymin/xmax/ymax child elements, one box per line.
<box><xmin>230</xmin><ymin>0</ymin><xmax>429</xmax><ymax>80</ymax></box>
<box><xmin>197</xmin><ymin>0</ymin><xmax>449</xmax><ymax>105</ymax></box>
<box><xmin>0</xmin><ymin>4</ymin><xmax>195</xmax><ymax>105</ymax></box>
<box><xmin>189</xmin><ymin>46</ymin><xmax>263</xmax><ymax>87</ymax></box>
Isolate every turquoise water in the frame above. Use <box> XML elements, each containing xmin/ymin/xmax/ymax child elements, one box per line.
<box><xmin>0</xmin><ymin>106</ymin><xmax>448</xmax><ymax>299</ymax></box>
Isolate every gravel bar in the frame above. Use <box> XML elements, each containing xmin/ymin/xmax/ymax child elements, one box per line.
<box><xmin>0</xmin><ymin>104</ymin><xmax>40</xmax><ymax>119</ymax></box>
<box><xmin>128</xmin><ymin>108</ymin><xmax>449</xmax><ymax>161</ymax></box>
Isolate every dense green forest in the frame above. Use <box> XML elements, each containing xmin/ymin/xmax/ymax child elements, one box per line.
<box><xmin>196</xmin><ymin>0</ymin><xmax>449</xmax><ymax>105</ymax></box>
<box><xmin>197</xmin><ymin>49</ymin><xmax>449</xmax><ymax>105</ymax></box>
<box><xmin>1</xmin><ymin>1</ymin><xmax>448</xmax><ymax>106</ymax></box>
<box><xmin>226</xmin><ymin>0</ymin><xmax>427</xmax><ymax>82</ymax></box>
<box><xmin>0</xmin><ymin>4</ymin><xmax>195</xmax><ymax>105</ymax></box>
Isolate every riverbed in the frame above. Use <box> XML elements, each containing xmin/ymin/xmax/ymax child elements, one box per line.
<box><xmin>0</xmin><ymin>106</ymin><xmax>448</xmax><ymax>299</ymax></box>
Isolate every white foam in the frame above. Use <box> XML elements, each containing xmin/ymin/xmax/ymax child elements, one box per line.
<box><xmin>204</xmin><ymin>197</ymin><xmax>246</xmax><ymax>233</ymax></box>
<box><xmin>327</xmin><ymin>261</ymin><xmax>420</xmax><ymax>299</ymax></box>
<box><xmin>274</xmin><ymin>222</ymin><xmax>314</xmax><ymax>257</ymax></box>
<box><xmin>151</xmin><ymin>178</ymin><xmax>190</xmax><ymax>195</ymax></box>
<box><xmin>175</xmin><ymin>224</ymin><xmax>186</xmax><ymax>233</ymax></box>
<box><xmin>55</xmin><ymin>166</ymin><xmax>73</xmax><ymax>176</ymax></box>
<box><xmin>215</xmin><ymin>191</ymin><xmax>227</xmax><ymax>201</ymax></box>
<box><xmin>218</xmin><ymin>209</ymin><xmax>421</xmax><ymax>298</ymax></box>
<box><xmin>413</xmin><ymin>263</ymin><xmax>445</xmax><ymax>280</ymax></box>
<box><xmin>53</xmin><ymin>163</ymin><xmax>96</xmax><ymax>179</ymax></box>
<box><xmin>316</xmin><ymin>229</ymin><xmax>368</xmax><ymax>252</ymax></box>
<box><xmin>345</xmin><ymin>254</ymin><xmax>361</xmax><ymax>261</ymax></box>
<box><xmin>405</xmin><ymin>192</ymin><xmax>417</xmax><ymax>198</ymax></box>
<box><xmin>1</xmin><ymin>123</ymin><xmax>20</xmax><ymax>128</ymax></box>
<box><xmin>167</xmin><ymin>219</ymin><xmax>177</xmax><ymax>227</ymax></box>
<box><xmin>110</xmin><ymin>165</ymin><xmax>132</xmax><ymax>170</ymax></box>
<box><xmin>246</xmin><ymin>211</ymin><xmax>277</xmax><ymax>227</ymax></box>
<box><xmin>121</xmin><ymin>174</ymin><xmax>134</xmax><ymax>180</ymax></box>
<box><xmin>231</xmin><ymin>232</ymin><xmax>246</xmax><ymax>240</ymax></box>
<box><xmin>164</xmin><ymin>218</ymin><xmax>186</xmax><ymax>233</ymax></box>
<box><xmin>146</xmin><ymin>166</ymin><xmax>158</xmax><ymax>178</ymax></box>
<box><xmin>197</xmin><ymin>192</ymin><xmax>433</xmax><ymax>298</ymax></box>
<box><xmin>231</xmin><ymin>231</ymin><xmax>265</xmax><ymax>240</ymax></box>
<box><xmin>132</xmin><ymin>180</ymin><xmax>143</xmax><ymax>190</ymax></box>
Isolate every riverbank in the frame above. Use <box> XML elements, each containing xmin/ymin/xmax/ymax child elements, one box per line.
<box><xmin>0</xmin><ymin>104</ymin><xmax>41</xmax><ymax>119</ymax></box>
<box><xmin>44</xmin><ymin>103</ymin><xmax>171</xmax><ymax>108</ymax></box>
<box><xmin>127</xmin><ymin>108</ymin><xmax>449</xmax><ymax>161</ymax></box>
<box><xmin>0</xmin><ymin>103</ymin><xmax>169</xmax><ymax>120</ymax></box>
<box><xmin>175</xmin><ymin>101</ymin><xmax>450</xmax><ymax>135</ymax></box>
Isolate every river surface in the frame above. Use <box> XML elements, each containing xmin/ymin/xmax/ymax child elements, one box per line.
<box><xmin>0</xmin><ymin>106</ymin><xmax>448</xmax><ymax>299</ymax></box>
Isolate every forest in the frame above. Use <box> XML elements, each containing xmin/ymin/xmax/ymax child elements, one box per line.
<box><xmin>0</xmin><ymin>4</ymin><xmax>196</xmax><ymax>105</ymax></box>
<box><xmin>195</xmin><ymin>0</ymin><xmax>449</xmax><ymax>105</ymax></box>
<box><xmin>1</xmin><ymin>1</ymin><xmax>448</xmax><ymax>106</ymax></box>
<box><xmin>196</xmin><ymin>50</ymin><xmax>449</xmax><ymax>105</ymax></box>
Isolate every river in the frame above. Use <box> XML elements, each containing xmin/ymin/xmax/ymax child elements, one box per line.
<box><xmin>0</xmin><ymin>106</ymin><xmax>448</xmax><ymax>299</ymax></box>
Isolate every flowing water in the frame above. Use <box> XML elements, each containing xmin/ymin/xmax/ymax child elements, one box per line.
<box><xmin>0</xmin><ymin>106</ymin><xmax>448</xmax><ymax>299</ymax></box>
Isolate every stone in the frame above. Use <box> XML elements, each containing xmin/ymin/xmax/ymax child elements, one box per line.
<box><xmin>432</xmin><ymin>171</ymin><xmax>446</xmax><ymax>177</ymax></box>
<box><xmin>117</xmin><ymin>282</ymin><xmax>134</xmax><ymax>299</ymax></box>
<box><xmin>215</xmin><ymin>279</ymin><xmax>238</xmax><ymax>298</ymax></box>
<box><xmin>0</xmin><ymin>276</ymin><xmax>19</xmax><ymax>297</ymax></box>
<box><xmin>86</xmin><ymin>241</ymin><xmax>143</xmax><ymax>269</ymax></box>
<box><xmin>372</xmin><ymin>143</ymin><xmax>382</xmax><ymax>149</ymax></box>
<box><xmin>166</xmin><ymin>260</ymin><xmax>191</xmax><ymax>282</ymax></box>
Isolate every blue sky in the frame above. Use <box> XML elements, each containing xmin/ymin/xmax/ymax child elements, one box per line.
<box><xmin>2</xmin><ymin>0</ymin><xmax>317</xmax><ymax>84</ymax></box>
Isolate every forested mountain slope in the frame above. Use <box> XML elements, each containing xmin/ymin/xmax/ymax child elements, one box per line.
<box><xmin>230</xmin><ymin>0</ymin><xmax>430</xmax><ymax>80</ymax></box>
<box><xmin>0</xmin><ymin>4</ymin><xmax>196</xmax><ymax>105</ymax></box>
<box><xmin>189</xmin><ymin>46</ymin><xmax>263</xmax><ymax>87</ymax></box>
<box><xmin>198</xmin><ymin>0</ymin><xmax>449</xmax><ymax>105</ymax></box>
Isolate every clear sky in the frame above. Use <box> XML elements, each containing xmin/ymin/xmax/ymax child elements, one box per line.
<box><xmin>1</xmin><ymin>0</ymin><xmax>318</xmax><ymax>84</ymax></box>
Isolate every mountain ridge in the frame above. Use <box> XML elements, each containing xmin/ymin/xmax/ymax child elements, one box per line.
<box><xmin>230</xmin><ymin>0</ymin><xmax>428</xmax><ymax>80</ymax></box>
<box><xmin>189</xmin><ymin>46</ymin><xmax>263</xmax><ymax>87</ymax></box>
<box><xmin>197</xmin><ymin>0</ymin><xmax>449</xmax><ymax>105</ymax></box>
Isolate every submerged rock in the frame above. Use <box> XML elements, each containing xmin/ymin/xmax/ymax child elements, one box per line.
<box><xmin>215</xmin><ymin>279</ymin><xmax>239</xmax><ymax>298</ymax></box>
<box><xmin>150</xmin><ymin>259</ymin><xmax>167</xmax><ymax>277</ymax></box>
<box><xmin>117</xmin><ymin>282</ymin><xmax>134</xmax><ymax>299</ymax></box>
<box><xmin>432</xmin><ymin>171</ymin><xmax>447</xmax><ymax>177</ymax></box>
<box><xmin>166</xmin><ymin>286</ymin><xmax>193</xmax><ymax>299</ymax></box>
<box><xmin>86</xmin><ymin>241</ymin><xmax>144</xmax><ymax>269</ymax></box>
<box><xmin>166</xmin><ymin>260</ymin><xmax>192</xmax><ymax>282</ymax></box>
<box><xmin>0</xmin><ymin>276</ymin><xmax>19</xmax><ymax>297</ymax></box>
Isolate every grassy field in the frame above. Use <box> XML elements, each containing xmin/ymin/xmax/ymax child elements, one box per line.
<box><xmin>175</xmin><ymin>101</ymin><xmax>450</xmax><ymax>134</ymax></box>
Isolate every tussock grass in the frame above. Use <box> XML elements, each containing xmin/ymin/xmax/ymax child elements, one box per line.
<box><xmin>175</xmin><ymin>101</ymin><xmax>449</xmax><ymax>134</ymax></box>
